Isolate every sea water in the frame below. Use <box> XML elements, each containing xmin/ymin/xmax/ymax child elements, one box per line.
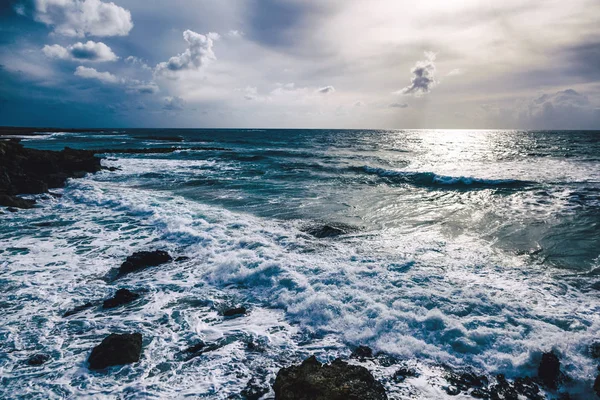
<box><xmin>1</xmin><ymin>129</ymin><xmax>599</xmax><ymax>398</ymax></box>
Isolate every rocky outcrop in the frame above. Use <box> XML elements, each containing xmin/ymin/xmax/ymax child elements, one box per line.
<box><xmin>102</xmin><ymin>289</ymin><xmax>140</xmax><ymax>309</ymax></box>
<box><xmin>88</xmin><ymin>333</ymin><xmax>142</xmax><ymax>370</ymax></box>
<box><xmin>0</xmin><ymin>139</ymin><xmax>102</xmax><ymax>208</ymax></box>
<box><xmin>27</xmin><ymin>353</ymin><xmax>50</xmax><ymax>366</ymax></box>
<box><xmin>117</xmin><ymin>250</ymin><xmax>172</xmax><ymax>278</ymax></box>
<box><xmin>538</xmin><ymin>351</ymin><xmax>561</xmax><ymax>389</ymax></box>
<box><xmin>273</xmin><ymin>356</ymin><xmax>387</xmax><ymax>400</ymax></box>
<box><xmin>0</xmin><ymin>194</ymin><xmax>35</xmax><ymax>209</ymax></box>
<box><xmin>302</xmin><ymin>223</ymin><xmax>359</xmax><ymax>239</ymax></box>
<box><xmin>223</xmin><ymin>306</ymin><xmax>247</xmax><ymax>317</ymax></box>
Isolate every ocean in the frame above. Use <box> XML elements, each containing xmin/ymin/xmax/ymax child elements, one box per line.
<box><xmin>1</xmin><ymin>129</ymin><xmax>600</xmax><ymax>398</ymax></box>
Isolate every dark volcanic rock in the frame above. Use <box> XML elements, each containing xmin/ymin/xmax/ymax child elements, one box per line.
<box><xmin>273</xmin><ymin>356</ymin><xmax>387</xmax><ymax>400</ymax></box>
<box><xmin>350</xmin><ymin>345</ymin><xmax>373</xmax><ymax>359</ymax></box>
<box><xmin>88</xmin><ymin>333</ymin><xmax>142</xmax><ymax>370</ymax></box>
<box><xmin>63</xmin><ymin>302</ymin><xmax>94</xmax><ymax>317</ymax></box>
<box><xmin>590</xmin><ymin>343</ymin><xmax>600</xmax><ymax>359</ymax></box>
<box><xmin>538</xmin><ymin>351</ymin><xmax>561</xmax><ymax>389</ymax></box>
<box><xmin>303</xmin><ymin>223</ymin><xmax>358</xmax><ymax>239</ymax></box>
<box><xmin>594</xmin><ymin>375</ymin><xmax>600</xmax><ymax>397</ymax></box>
<box><xmin>223</xmin><ymin>307</ymin><xmax>247</xmax><ymax>317</ymax></box>
<box><xmin>241</xmin><ymin>375</ymin><xmax>270</xmax><ymax>400</ymax></box>
<box><xmin>27</xmin><ymin>353</ymin><xmax>50</xmax><ymax>366</ymax></box>
<box><xmin>117</xmin><ymin>250</ymin><xmax>172</xmax><ymax>277</ymax></box>
<box><xmin>102</xmin><ymin>289</ymin><xmax>140</xmax><ymax>309</ymax></box>
<box><xmin>0</xmin><ymin>140</ymin><xmax>102</xmax><ymax>208</ymax></box>
<box><xmin>392</xmin><ymin>367</ymin><xmax>418</xmax><ymax>383</ymax></box>
<box><xmin>0</xmin><ymin>194</ymin><xmax>36</xmax><ymax>209</ymax></box>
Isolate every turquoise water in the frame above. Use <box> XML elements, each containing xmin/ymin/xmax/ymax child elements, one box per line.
<box><xmin>1</xmin><ymin>129</ymin><xmax>600</xmax><ymax>398</ymax></box>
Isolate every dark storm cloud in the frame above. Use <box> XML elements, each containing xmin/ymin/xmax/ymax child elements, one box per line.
<box><xmin>397</xmin><ymin>52</ymin><xmax>437</xmax><ymax>96</ymax></box>
<box><xmin>560</xmin><ymin>40</ymin><xmax>600</xmax><ymax>81</ymax></box>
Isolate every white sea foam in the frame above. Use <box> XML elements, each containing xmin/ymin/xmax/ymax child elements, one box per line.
<box><xmin>1</xmin><ymin>166</ymin><xmax>599</xmax><ymax>398</ymax></box>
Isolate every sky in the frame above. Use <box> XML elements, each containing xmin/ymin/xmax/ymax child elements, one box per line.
<box><xmin>0</xmin><ymin>0</ymin><xmax>599</xmax><ymax>129</ymax></box>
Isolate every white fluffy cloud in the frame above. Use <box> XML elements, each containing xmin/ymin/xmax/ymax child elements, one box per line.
<box><xmin>396</xmin><ymin>51</ymin><xmax>437</xmax><ymax>96</ymax></box>
<box><xmin>155</xmin><ymin>30</ymin><xmax>219</xmax><ymax>76</ymax></box>
<box><xmin>42</xmin><ymin>41</ymin><xmax>118</xmax><ymax>62</ymax></box>
<box><xmin>74</xmin><ymin>65</ymin><xmax>118</xmax><ymax>83</ymax></box>
<box><xmin>73</xmin><ymin>66</ymin><xmax>159</xmax><ymax>94</ymax></box>
<box><xmin>31</xmin><ymin>0</ymin><xmax>133</xmax><ymax>37</ymax></box>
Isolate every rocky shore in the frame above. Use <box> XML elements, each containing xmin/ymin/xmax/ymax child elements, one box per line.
<box><xmin>4</xmin><ymin>138</ymin><xmax>599</xmax><ymax>399</ymax></box>
<box><xmin>0</xmin><ymin>139</ymin><xmax>102</xmax><ymax>209</ymax></box>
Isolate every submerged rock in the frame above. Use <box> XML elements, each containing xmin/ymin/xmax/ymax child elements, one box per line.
<box><xmin>117</xmin><ymin>250</ymin><xmax>172</xmax><ymax>277</ymax></box>
<box><xmin>63</xmin><ymin>302</ymin><xmax>94</xmax><ymax>317</ymax></box>
<box><xmin>273</xmin><ymin>356</ymin><xmax>387</xmax><ymax>400</ymax></box>
<box><xmin>538</xmin><ymin>351</ymin><xmax>561</xmax><ymax>389</ymax></box>
<box><xmin>102</xmin><ymin>289</ymin><xmax>140</xmax><ymax>309</ymax></box>
<box><xmin>27</xmin><ymin>353</ymin><xmax>50</xmax><ymax>366</ymax></box>
<box><xmin>223</xmin><ymin>307</ymin><xmax>247</xmax><ymax>317</ymax></box>
<box><xmin>88</xmin><ymin>333</ymin><xmax>142</xmax><ymax>370</ymax></box>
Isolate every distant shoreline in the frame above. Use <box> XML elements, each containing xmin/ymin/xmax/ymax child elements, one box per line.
<box><xmin>0</xmin><ymin>127</ymin><xmax>109</xmax><ymax>136</ymax></box>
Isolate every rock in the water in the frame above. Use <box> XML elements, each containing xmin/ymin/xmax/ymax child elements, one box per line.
<box><xmin>0</xmin><ymin>139</ymin><xmax>102</xmax><ymax>208</ymax></box>
<box><xmin>590</xmin><ymin>343</ymin><xmax>600</xmax><ymax>359</ymax></box>
<box><xmin>392</xmin><ymin>367</ymin><xmax>418</xmax><ymax>383</ymax></box>
<box><xmin>27</xmin><ymin>353</ymin><xmax>50</xmax><ymax>366</ymax></box>
<box><xmin>63</xmin><ymin>302</ymin><xmax>94</xmax><ymax>317</ymax></box>
<box><xmin>0</xmin><ymin>194</ymin><xmax>36</xmax><ymax>209</ymax></box>
<box><xmin>273</xmin><ymin>356</ymin><xmax>387</xmax><ymax>400</ymax></box>
<box><xmin>88</xmin><ymin>333</ymin><xmax>142</xmax><ymax>370</ymax></box>
<box><xmin>102</xmin><ymin>289</ymin><xmax>140</xmax><ymax>309</ymax></box>
<box><xmin>117</xmin><ymin>250</ymin><xmax>172</xmax><ymax>277</ymax></box>
<box><xmin>303</xmin><ymin>223</ymin><xmax>358</xmax><ymax>239</ymax></box>
<box><xmin>223</xmin><ymin>307</ymin><xmax>247</xmax><ymax>317</ymax></box>
<box><xmin>538</xmin><ymin>351</ymin><xmax>561</xmax><ymax>389</ymax></box>
<box><xmin>350</xmin><ymin>345</ymin><xmax>373</xmax><ymax>359</ymax></box>
<box><xmin>241</xmin><ymin>376</ymin><xmax>270</xmax><ymax>400</ymax></box>
<box><xmin>594</xmin><ymin>374</ymin><xmax>600</xmax><ymax>397</ymax></box>
<box><xmin>175</xmin><ymin>256</ymin><xmax>190</xmax><ymax>262</ymax></box>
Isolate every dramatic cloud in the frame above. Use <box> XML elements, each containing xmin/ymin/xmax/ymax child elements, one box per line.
<box><xmin>29</xmin><ymin>0</ymin><xmax>133</xmax><ymax>37</ymax></box>
<box><xmin>396</xmin><ymin>52</ymin><xmax>437</xmax><ymax>96</ymax></box>
<box><xmin>389</xmin><ymin>103</ymin><xmax>409</xmax><ymax>108</ymax></box>
<box><xmin>42</xmin><ymin>41</ymin><xmax>118</xmax><ymax>62</ymax></box>
<box><xmin>74</xmin><ymin>65</ymin><xmax>118</xmax><ymax>83</ymax></box>
<box><xmin>155</xmin><ymin>30</ymin><xmax>219</xmax><ymax>76</ymax></box>
<box><xmin>318</xmin><ymin>86</ymin><xmax>335</xmax><ymax>94</ymax></box>
<box><xmin>163</xmin><ymin>96</ymin><xmax>185</xmax><ymax>110</ymax></box>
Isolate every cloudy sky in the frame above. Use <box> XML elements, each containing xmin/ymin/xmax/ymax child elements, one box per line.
<box><xmin>1</xmin><ymin>0</ymin><xmax>599</xmax><ymax>129</ymax></box>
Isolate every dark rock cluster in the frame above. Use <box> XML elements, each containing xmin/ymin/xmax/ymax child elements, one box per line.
<box><xmin>273</xmin><ymin>356</ymin><xmax>387</xmax><ymax>400</ymax></box>
<box><xmin>0</xmin><ymin>139</ymin><xmax>102</xmax><ymax>209</ymax></box>
<box><xmin>117</xmin><ymin>250</ymin><xmax>173</xmax><ymax>277</ymax></box>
